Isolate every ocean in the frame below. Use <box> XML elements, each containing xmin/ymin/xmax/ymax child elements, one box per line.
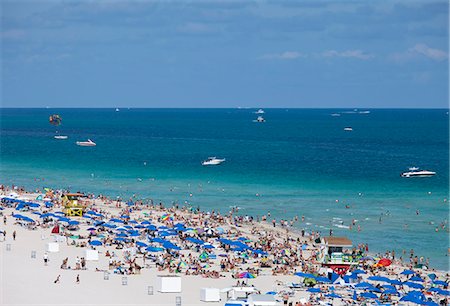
<box><xmin>1</xmin><ymin>108</ymin><xmax>449</xmax><ymax>270</ymax></box>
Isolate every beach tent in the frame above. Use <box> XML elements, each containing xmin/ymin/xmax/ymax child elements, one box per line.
<box><xmin>200</xmin><ymin>288</ymin><xmax>220</xmax><ymax>302</ymax></box>
<box><xmin>157</xmin><ymin>275</ymin><xmax>181</xmax><ymax>293</ymax></box>
<box><xmin>51</xmin><ymin>225</ymin><xmax>60</xmax><ymax>234</ymax></box>
<box><xmin>247</xmin><ymin>294</ymin><xmax>278</xmax><ymax>306</ymax></box>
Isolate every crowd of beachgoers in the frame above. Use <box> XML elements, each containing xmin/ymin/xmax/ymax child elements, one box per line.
<box><xmin>1</xmin><ymin>184</ymin><xmax>449</xmax><ymax>306</ymax></box>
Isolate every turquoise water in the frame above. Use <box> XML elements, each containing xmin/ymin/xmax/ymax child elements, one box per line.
<box><xmin>1</xmin><ymin>108</ymin><xmax>449</xmax><ymax>270</ymax></box>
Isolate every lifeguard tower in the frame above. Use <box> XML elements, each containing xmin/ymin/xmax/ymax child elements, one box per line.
<box><xmin>320</xmin><ymin>236</ymin><xmax>357</xmax><ymax>275</ymax></box>
<box><xmin>62</xmin><ymin>193</ymin><xmax>87</xmax><ymax>217</ymax></box>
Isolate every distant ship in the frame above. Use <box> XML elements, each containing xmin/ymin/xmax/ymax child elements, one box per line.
<box><xmin>255</xmin><ymin>109</ymin><xmax>265</xmax><ymax>114</ymax></box>
<box><xmin>331</xmin><ymin>113</ymin><xmax>341</xmax><ymax>117</ymax></box>
<box><xmin>401</xmin><ymin>167</ymin><xmax>436</xmax><ymax>178</ymax></box>
<box><xmin>76</xmin><ymin>139</ymin><xmax>96</xmax><ymax>147</ymax></box>
<box><xmin>54</xmin><ymin>135</ymin><xmax>68</xmax><ymax>140</ymax></box>
<box><xmin>253</xmin><ymin>116</ymin><xmax>265</xmax><ymax>122</ymax></box>
<box><xmin>202</xmin><ymin>157</ymin><xmax>225</xmax><ymax>166</ymax></box>
<box><xmin>344</xmin><ymin>127</ymin><xmax>353</xmax><ymax>131</ymax></box>
<box><xmin>115</xmin><ymin>108</ymin><xmax>120</xmax><ymax>112</ymax></box>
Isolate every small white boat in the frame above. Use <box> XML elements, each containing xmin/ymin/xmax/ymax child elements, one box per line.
<box><xmin>76</xmin><ymin>139</ymin><xmax>96</xmax><ymax>147</ymax></box>
<box><xmin>359</xmin><ymin>110</ymin><xmax>370</xmax><ymax>114</ymax></box>
<box><xmin>344</xmin><ymin>127</ymin><xmax>353</xmax><ymax>131</ymax></box>
<box><xmin>115</xmin><ymin>108</ymin><xmax>120</xmax><ymax>112</ymax></box>
<box><xmin>401</xmin><ymin>167</ymin><xmax>436</xmax><ymax>178</ymax></box>
<box><xmin>255</xmin><ymin>109</ymin><xmax>265</xmax><ymax>114</ymax></box>
<box><xmin>54</xmin><ymin>135</ymin><xmax>68</xmax><ymax>139</ymax></box>
<box><xmin>331</xmin><ymin>113</ymin><xmax>341</xmax><ymax>117</ymax></box>
<box><xmin>202</xmin><ymin>157</ymin><xmax>225</xmax><ymax>166</ymax></box>
<box><xmin>253</xmin><ymin>116</ymin><xmax>265</xmax><ymax>122</ymax></box>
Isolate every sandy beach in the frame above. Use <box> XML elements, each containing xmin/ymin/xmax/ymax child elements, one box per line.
<box><xmin>1</xmin><ymin>186</ymin><xmax>449</xmax><ymax>306</ymax></box>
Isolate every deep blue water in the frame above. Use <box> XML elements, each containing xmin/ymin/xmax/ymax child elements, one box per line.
<box><xmin>1</xmin><ymin>108</ymin><xmax>449</xmax><ymax>270</ymax></box>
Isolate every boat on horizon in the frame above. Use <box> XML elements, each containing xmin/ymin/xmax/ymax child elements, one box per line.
<box><xmin>54</xmin><ymin>135</ymin><xmax>68</xmax><ymax>140</ymax></box>
<box><xmin>202</xmin><ymin>157</ymin><xmax>225</xmax><ymax>166</ymax></box>
<box><xmin>76</xmin><ymin>139</ymin><xmax>96</xmax><ymax>147</ymax></box>
<box><xmin>115</xmin><ymin>108</ymin><xmax>120</xmax><ymax>112</ymax></box>
<box><xmin>401</xmin><ymin>167</ymin><xmax>436</xmax><ymax>178</ymax></box>
<box><xmin>254</xmin><ymin>109</ymin><xmax>265</xmax><ymax>114</ymax></box>
<box><xmin>344</xmin><ymin>127</ymin><xmax>353</xmax><ymax>131</ymax></box>
<box><xmin>253</xmin><ymin>116</ymin><xmax>265</xmax><ymax>123</ymax></box>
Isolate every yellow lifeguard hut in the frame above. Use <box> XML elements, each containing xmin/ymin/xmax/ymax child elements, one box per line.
<box><xmin>62</xmin><ymin>193</ymin><xmax>87</xmax><ymax>217</ymax></box>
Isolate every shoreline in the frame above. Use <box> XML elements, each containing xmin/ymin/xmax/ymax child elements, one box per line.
<box><xmin>1</xmin><ymin>184</ymin><xmax>449</xmax><ymax>306</ymax></box>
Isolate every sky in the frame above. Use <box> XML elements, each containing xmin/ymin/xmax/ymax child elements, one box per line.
<box><xmin>1</xmin><ymin>0</ymin><xmax>449</xmax><ymax>108</ymax></box>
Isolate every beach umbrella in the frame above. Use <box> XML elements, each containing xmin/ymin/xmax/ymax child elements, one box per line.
<box><xmin>128</xmin><ymin>231</ymin><xmax>140</xmax><ymax>237</ymax></box>
<box><xmin>199</xmin><ymin>252</ymin><xmax>209</xmax><ymax>261</ymax></box>
<box><xmin>352</xmin><ymin>291</ymin><xmax>358</xmax><ymax>301</ymax></box>
<box><xmin>128</xmin><ymin>220</ymin><xmax>138</xmax><ymax>224</ymax></box>
<box><xmin>87</xmin><ymin>227</ymin><xmax>96</xmax><ymax>231</ymax></box>
<box><xmin>163</xmin><ymin>242</ymin><xmax>181</xmax><ymax>250</ymax></box>
<box><xmin>116</xmin><ymin>232</ymin><xmax>128</xmax><ymax>238</ymax></box>
<box><xmin>368</xmin><ymin>276</ymin><xmax>391</xmax><ymax>283</ymax></box>
<box><xmin>360</xmin><ymin>292</ymin><xmax>378</xmax><ymax>299</ymax></box>
<box><xmin>68</xmin><ymin>220</ymin><xmax>80</xmax><ymax>225</ymax></box>
<box><xmin>145</xmin><ymin>246</ymin><xmax>164</xmax><ymax>252</ymax></box>
<box><xmin>433</xmin><ymin>280</ymin><xmax>448</xmax><ymax>286</ymax></box>
<box><xmin>376</xmin><ymin>258</ymin><xmax>392</xmax><ymax>267</ymax></box>
<box><xmin>136</xmin><ymin>241</ymin><xmax>147</xmax><ymax>247</ymax></box>
<box><xmin>89</xmin><ymin>240</ymin><xmax>102</xmax><ymax>246</ymax></box>
<box><xmin>403</xmin><ymin>281</ymin><xmax>424</xmax><ymax>289</ymax></box>
<box><xmin>177</xmin><ymin>261</ymin><xmax>188</xmax><ymax>269</ymax></box>
<box><xmin>386</xmin><ymin>278</ymin><xmax>402</xmax><ymax>285</ymax></box>
<box><xmin>265</xmin><ymin>291</ymin><xmax>277</xmax><ymax>295</ymax></box>
<box><xmin>110</xmin><ymin>218</ymin><xmax>124</xmax><ymax>223</ymax></box>
<box><xmin>134</xmin><ymin>225</ymin><xmax>145</xmax><ymax>229</ymax></box>
<box><xmin>120</xmin><ymin>215</ymin><xmax>130</xmax><ymax>219</ymax></box>
<box><xmin>114</xmin><ymin>237</ymin><xmax>126</xmax><ymax>242</ymax></box>
<box><xmin>295</xmin><ymin>272</ymin><xmax>316</xmax><ymax>279</ymax></box>
<box><xmin>238</xmin><ymin>272</ymin><xmax>256</xmax><ymax>279</ymax></box>
<box><xmin>355</xmin><ymin>282</ymin><xmax>374</xmax><ymax>289</ymax></box>
<box><xmin>141</xmin><ymin>220</ymin><xmax>151</xmax><ymax>225</ymax></box>
<box><xmin>151</xmin><ymin>237</ymin><xmax>166</xmax><ymax>243</ymax></box>
<box><xmin>307</xmin><ymin>288</ymin><xmax>321</xmax><ymax>293</ymax></box>
<box><xmin>315</xmin><ymin>276</ymin><xmax>332</xmax><ymax>283</ymax></box>
<box><xmin>401</xmin><ymin>269</ymin><xmax>415</xmax><ymax>275</ymax></box>
<box><xmin>202</xmin><ymin>244</ymin><xmax>215</xmax><ymax>249</ymax></box>
<box><xmin>424</xmin><ymin>301</ymin><xmax>439</xmax><ymax>306</ymax></box>
<box><xmin>186</xmin><ymin>237</ymin><xmax>204</xmax><ymax>245</ymax></box>
<box><xmin>22</xmin><ymin>217</ymin><xmax>35</xmax><ymax>223</ymax></box>
<box><xmin>57</xmin><ymin>217</ymin><xmax>70</xmax><ymax>222</ymax></box>
<box><xmin>325</xmin><ymin>293</ymin><xmax>342</xmax><ymax>298</ymax></box>
<box><xmin>146</xmin><ymin>225</ymin><xmax>157</xmax><ymax>231</ymax></box>
<box><xmin>161</xmin><ymin>214</ymin><xmax>173</xmax><ymax>221</ymax></box>
<box><xmin>428</xmin><ymin>273</ymin><xmax>437</xmax><ymax>280</ymax></box>
<box><xmin>410</xmin><ymin>276</ymin><xmax>425</xmax><ymax>282</ymax></box>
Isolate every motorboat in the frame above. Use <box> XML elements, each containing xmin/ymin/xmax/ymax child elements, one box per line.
<box><xmin>255</xmin><ymin>109</ymin><xmax>265</xmax><ymax>114</ymax></box>
<box><xmin>76</xmin><ymin>139</ymin><xmax>96</xmax><ymax>147</ymax></box>
<box><xmin>202</xmin><ymin>157</ymin><xmax>225</xmax><ymax>166</ymax></box>
<box><xmin>401</xmin><ymin>167</ymin><xmax>436</xmax><ymax>178</ymax></box>
<box><xmin>54</xmin><ymin>135</ymin><xmax>68</xmax><ymax>139</ymax></box>
<box><xmin>253</xmin><ymin>116</ymin><xmax>265</xmax><ymax>123</ymax></box>
<box><xmin>115</xmin><ymin>108</ymin><xmax>120</xmax><ymax>112</ymax></box>
<box><xmin>331</xmin><ymin>113</ymin><xmax>341</xmax><ymax>117</ymax></box>
<box><xmin>344</xmin><ymin>127</ymin><xmax>353</xmax><ymax>131</ymax></box>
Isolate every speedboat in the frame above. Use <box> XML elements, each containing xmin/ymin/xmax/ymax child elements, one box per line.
<box><xmin>344</xmin><ymin>127</ymin><xmax>353</xmax><ymax>131</ymax></box>
<box><xmin>253</xmin><ymin>116</ymin><xmax>265</xmax><ymax>122</ymax></box>
<box><xmin>76</xmin><ymin>139</ymin><xmax>96</xmax><ymax>147</ymax></box>
<box><xmin>255</xmin><ymin>109</ymin><xmax>265</xmax><ymax>114</ymax></box>
<box><xmin>202</xmin><ymin>157</ymin><xmax>225</xmax><ymax>166</ymax></box>
<box><xmin>401</xmin><ymin>167</ymin><xmax>436</xmax><ymax>178</ymax></box>
<box><xmin>54</xmin><ymin>135</ymin><xmax>68</xmax><ymax>139</ymax></box>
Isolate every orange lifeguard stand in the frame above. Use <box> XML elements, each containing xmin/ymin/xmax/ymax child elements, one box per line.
<box><xmin>62</xmin><ymin>193</ymin><xmax>87</xmax><ymax>217</ymax></box>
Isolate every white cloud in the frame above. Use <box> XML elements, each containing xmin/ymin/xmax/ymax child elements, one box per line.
<box><xmin>259</xmin><ymin>51</ymin><xmax>305</xmax><ymax>60</ymax></box>
<box><xmin>409</xmin><ymin>44</ymin><xmax>447</xmax><ymax>61</ymax></box>
<box><xmin>322</xmin><ymin>49</ymin><xmax>373</xmax><ymax>60</ymax></box>
<box><xmin>390</xmin><ymin>44</ymin><xmax>448</xmax><ymax>62</ymax></box>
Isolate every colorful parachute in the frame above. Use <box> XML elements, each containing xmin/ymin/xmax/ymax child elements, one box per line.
<box><xmin>49</xmin><ymin>114</ymin><xmax>62</xmax><ymax>126</ymax></box>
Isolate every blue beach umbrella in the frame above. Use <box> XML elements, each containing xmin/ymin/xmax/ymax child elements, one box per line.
<box><xmin>315</xmin><ymin>276</ymin><xmax>332</xmax><ymax>283</ymax></box>
<box><xmin>355</xmin><ymin>282</ymin><xmax>374</xmax><ymax>289</ymax></box>
<box><xmin>89</xmin><ymin>240</ymin><xmax>102</xmax><ymax>246</ymax></box>
<box><xmin>403</xmin><ymin>281</ymin><xmax>424</xmax><ymax>289</ymax></box>
<box><xmin>146</xmin><ymin>246</ymin><xmax>164</xmax><ymax>252</ymax></box>
<box><xmin>325</xmin><ymin>293</ymin><xmax>342</xmax><ymax>298</ymax></box>
<box><xmin>295</xmin><ymin>272</ymin><xmax>316</xmax><ymax>279</ymax></box>
<box><xmin>136</xmin><ymin>241</ymin><xmax>147</xmax><ymax>247</ymax></box>
<box><xmin>387</xmin><ymin>279</ymin><xmax>402</xmax><ymax>285</ymax></box>
<box><xmin>352</xmin><ymin>269</ymin><xmax>367</xmax><ymax>274</ymax></box>
<box><xmin>433</xmin><ymin>280</ymin><xmax>448</xmax><ymax>286</ymax></box>
<box><xmin>110</xmin><ymin>218</ymin><xmax>124</xmax><ymax>223</ymax></box>
<box><xmin>401</xmin><ymin>270</ymin><xmax>415</xmax><ymax>275</ymax></box>
<box><xmin>307</xmin><ymin>288</ymin><xmax>321</xmax><ymax>293</ymax></box>
<box><xmin>68</xmin><ymin>220</ymin><xmax>80</xmax><ymax>225</ymax></box>
<box><xmin>186</xmin><ymin>237</ymin><xmax>204</xmax><ymax>245</ymax></box>
<box><xmin>410</xmin><ymin>276</ymin><xmax>424</xmax><ymax>282</ymax></box>
<box><xmin>368</xmin><ymin>276</ymin><xmax>391</xmax><ymax>283</ymax></box>
<box><xmin>265</xmin><ymin>291</ymin><xmax>277</xmax><ymax>295</ymax></box>
<box><xmin>361</xmin><ymin>292</ymin><xmax>378</xmax><ymax>299</ymax></box>
<box><xmin>202</xmin><ymin>244</ymin><xmax>215</xmax><ymax>249</ymax></box>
